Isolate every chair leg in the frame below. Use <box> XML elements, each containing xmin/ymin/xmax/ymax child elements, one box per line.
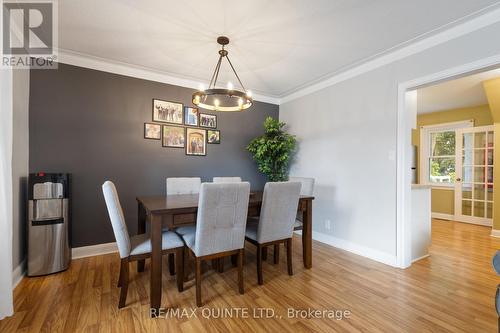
<box><xmin>217</xmin><ymin>258</ymin><xmax>224</xmax><ymax>273</ymax></box>
<box><xmin>211</xmin><ymin>259</ymin><xmax>218</xmax><ymax>271</ymax></box>
<box><xmin>231</xmin><ymin>253</ymin><xmax>238</xmax><ymax>267</ymax></box>
<box><xmin>257</xmin><ymin>244</ymin><xmax>263</xmax><ymax>285</ymax></box>
<box><xmin>274</xmin><ymin>244</ymin><xmax>280</xmax><ymax>264</ymax></box>
<box><xmin>176</xmin><ymin>248</ymin><xmax>184</xmax><ymax>292</ymax></box>
<box><xmin>262</xmin><ymin>246</ymin><xmax>268</xmax><ymax>261</ymax></box>
<box><xmin>168</xmin><ymin>253</ymin><xmax>175</xmax><ymax>276</ymax></box>
<box><xmin>195</xmin><ymin>257</ymin><xmax>202</xmax><ymax>307</ymax></box>
<box><xmin>118</xmin><ymin>258</ymin><xmax>129</xmax><ymax>308</ymax></box>
<box><xmin>286</xmin><ymin>239</ymin><xmax>293</xmax><ymax>276</ymax></box>
<box><xmin>237</xmin><ymin>249</ymin><xmax>244</xmax><ymax>294</ymax></box>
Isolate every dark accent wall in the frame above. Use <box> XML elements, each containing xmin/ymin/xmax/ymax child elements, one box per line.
<box><xmin>29</xmin><ymin>63</ymin><xmax>278</xmax><ymax>248</ymax></box>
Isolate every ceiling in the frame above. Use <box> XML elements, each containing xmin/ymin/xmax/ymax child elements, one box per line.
<box><xmin>417</xmin><ymin>68</ymin><xmax>500</xmax><ymax>114</ymax></box>
<box><xmin>58</xmin><ymin>0</ymin><xmax>500</xmax><ymax>99</ymax></box>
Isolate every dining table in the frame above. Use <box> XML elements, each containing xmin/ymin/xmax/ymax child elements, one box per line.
<box><xmin>136</xmin><ymin>191</ymin><xmax>314</xmax><ymax>311</ymax></box>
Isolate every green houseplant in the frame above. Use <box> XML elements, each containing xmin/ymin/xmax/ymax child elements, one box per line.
<box><xmin>247</xmin><ymin>117</ymin><xmax>297</xmax><ymax>181</ymax></box>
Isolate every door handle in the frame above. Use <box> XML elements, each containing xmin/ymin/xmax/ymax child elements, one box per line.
<box><xmin>456</xmin><ymin>178</ymin><xmax>462</xmax><ymax>182</ymax></box>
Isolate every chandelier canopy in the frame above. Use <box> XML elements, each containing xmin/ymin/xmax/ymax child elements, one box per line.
<box><xmin>192</xmin><ymin>36</ymin><xmax>253</xmax><ymax>112</ymax></box>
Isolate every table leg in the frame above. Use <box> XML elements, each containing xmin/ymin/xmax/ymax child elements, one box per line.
<box><xmin>150</xmin><ymin>214</ymin><xmax>162</xmax><ymax>314</ymax></box>
<box><xmin>302</xmin><ymin>199</ymin><xmax>312</xmax><ymax>269</ymax></box>
<box><xmin>137</xmin><ymin>202</ymin><xmax>146</xmax><ymax>272</ymax></box>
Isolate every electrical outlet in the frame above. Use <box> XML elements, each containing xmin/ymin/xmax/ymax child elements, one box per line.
<box><xmin>325</xmin><ymin>219</ymin><xmax>331</xmax><ymax>230</ymax></box>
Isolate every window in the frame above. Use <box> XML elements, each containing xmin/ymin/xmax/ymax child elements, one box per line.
<box><xmin>420</xmin><ymin>121</ymin><xmax>473</xmax><ymax>187</ymax></box>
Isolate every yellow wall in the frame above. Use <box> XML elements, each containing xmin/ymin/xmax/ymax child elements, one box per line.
<box><xmin>416</xmin><ymin>104</ymin><xmax>493</xmax><ymax>215</ymax></box>
<box><xmin>483</xmin><ymin>78</ymin><xmax>500</xmax><ymax>229</ymax></box>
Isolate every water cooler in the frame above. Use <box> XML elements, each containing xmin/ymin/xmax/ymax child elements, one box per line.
<box><xmin>27</xmin><ymin>173</ymin><xmax>71</xmax><ymax>276</ymax></box>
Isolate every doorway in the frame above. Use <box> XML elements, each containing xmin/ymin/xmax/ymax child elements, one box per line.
<box><xmin>396</xmin><ymin>57</ymin><xmax>500</xmax><ymax>268</ymax></box>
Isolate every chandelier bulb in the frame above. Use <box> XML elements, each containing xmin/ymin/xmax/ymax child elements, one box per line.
<box><xmin>246</xmin><ymin>90</ymin><xmax>252</xmax><ymax>98</ymax></box>
<box><xmin>227</xmin><ymin>82</ymin><xmax>233</xmax><ymax>90</ymax></box>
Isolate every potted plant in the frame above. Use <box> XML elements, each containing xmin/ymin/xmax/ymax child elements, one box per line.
<box><xmin>247</xmin><ymin>117</ymin><xmax>297</xmax><ymax>181</ymax></box>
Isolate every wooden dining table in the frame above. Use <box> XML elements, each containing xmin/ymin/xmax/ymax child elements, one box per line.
<box><xmin>136</xmin><ymin>191</ymin><xmax>314</xmax><ymax>311</ymax></box>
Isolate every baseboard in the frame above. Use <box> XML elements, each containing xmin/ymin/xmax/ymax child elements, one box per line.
<box><xmin>72</xmin><ymin>242</ymin><xmax>118</xmax><ymax>259</ymax></box>
<box><xmin>491</xmin><ymin>230</ymin><xmax>500</xmax><ymax>238</ymax></box>
<box><xmin>12</xmin><ymin>259</ymin><xmax>26</xmax><ymax>289</ymax></box>
<box><xmin>412</xmin><ymin>254</ymin><xmax>430</xmax><ymax>263</ymax></box>
<box><xmin>431</xmin><ymin>212</ymin><xmax>454</xmax><ymax>220</ymax></box>
<box><xmin>295</xmin><ymin>230</ymin><xmax>398</xmax><ymax>267</ymax></box>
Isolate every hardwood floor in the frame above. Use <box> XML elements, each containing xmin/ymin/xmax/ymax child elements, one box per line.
<box><xmin>2</xmin><ymin>219</ymin><xmax>500</xmax><ymax>332</ymax></box>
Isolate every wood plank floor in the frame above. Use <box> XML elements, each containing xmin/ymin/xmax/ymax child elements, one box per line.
<box><xmin>2</xmin><ymin>219</ymin><xmax>500</xmax><ymax>332</ymax></box>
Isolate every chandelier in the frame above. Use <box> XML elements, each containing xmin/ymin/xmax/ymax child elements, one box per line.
<box><xmin>192</xmin><ymin>36</ymin><xmax>253</xmax><ymax>112</ymax></box>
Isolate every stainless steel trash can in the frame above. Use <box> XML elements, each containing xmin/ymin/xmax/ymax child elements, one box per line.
<box><xmin>27</xmin><ymin>173</ymin><xmax>71</xmax><ymax>276</ymax></box>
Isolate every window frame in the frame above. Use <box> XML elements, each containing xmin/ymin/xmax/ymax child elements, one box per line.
<box><xmin>419</xmin><ymin>120</ymin><xmax>473</xmax><ymax>188</ymax></box>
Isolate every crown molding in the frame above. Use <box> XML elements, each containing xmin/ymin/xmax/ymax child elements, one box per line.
<box><xmin>280</xmin><ymin>5</ymin><xmax>500</xmax><ymax>104</ymax></box>
<box><xmin>56</xmin><ymin>49</ymin><xmax>280</xmax><ymax>105</ymax></box>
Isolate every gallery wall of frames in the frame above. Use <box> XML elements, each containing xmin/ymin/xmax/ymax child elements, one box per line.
<box><xmin>144</xmin><ymin>99</ymin><xmax>221</xmax><ymax>156</ymax></box>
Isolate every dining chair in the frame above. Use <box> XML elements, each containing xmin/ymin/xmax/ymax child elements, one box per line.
<box><xmin>179</xmin><ymin>182</ymin><xmax>250</xmax><ymax>306</ymax></box>
<box><xmin>102</xmin><ymin>181</ymin><xmax>185</xmax><ymax>308</ymax></box>
<box><xmin>165</xmin><ymin>177</ymin><xmax>201</xmax><ymax>273</ymax></box>
<box><xmin>245</xmin><ymin>181</ymin><xmax>301</xmax><ymax>285</ymax></box>
<box><xmin>166</xmin><ymin>177</ymin><xmax>201</xmax><ymax>195</ymax></box>
<box><xmin>288</xmin><ymin>177</ymin><xmax>315</xmax><ymax>230</ymax></box>
<box><xmin>213</xmin><ymin>177</ymin><xmax>242</xmax><ymax>183</ymax></box>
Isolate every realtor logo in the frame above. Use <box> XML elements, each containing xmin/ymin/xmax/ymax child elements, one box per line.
<box><xmin>2</xmin><ymin>1</ymin><xmax>58</xmax><ymax>68</ymax></box>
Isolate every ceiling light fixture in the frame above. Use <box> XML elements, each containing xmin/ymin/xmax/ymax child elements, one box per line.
<box><xmin>192</xmin><ymin>36</ymin><xmax>253</xmax><ymax>112</ymax></box>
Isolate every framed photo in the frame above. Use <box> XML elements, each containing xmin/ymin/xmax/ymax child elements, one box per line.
<box><xmin>199</xmin><ymin>113</ymin><xmax>217</xmax><ymax>128</ymax></box>
<box><xmin>207</xmin><ymin>130</ymin><xmax>220</xmax><ymax>144</ymax></box>
<box><xmin>162</xmin><ymin>125</ymin><xmax>185</xmax><ymax>148</ymax></box>
<box><xmin>184</xmin><ymin>106</ymin><xmax>199</xmax><ymax>126</ymax></box>
<box><xmin>144</xmin><ymin>123</ymin><xmax>161</xmax><ymax>140</ymax></box>
<box><xmin>186</xmin><ymin>128</ymin><xmax>206</xmax><ymax>156</ymax></box>
<box><xmin>153</xmin><ymin>99</ymin><xmax>183</xmax><ymax>124</ymax></box>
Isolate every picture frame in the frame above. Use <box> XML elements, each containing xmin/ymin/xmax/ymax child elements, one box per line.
<box><xmin>207</xmin><ymin>130</ymin><xmax>220</xmax><ymax>144</ymax></box>
<box><xmin>184</xmin><ymin>106</ymin><xmax>199</xmax><ymax>126</ymax></box>
<box><xmin>144</xmin><ymin>123</ymin><xmax>161</xmax><ymax>140</ymax></box>
<box><xmin>186</xmin><ymin>128</ymin><xmax>207</xmax><ymax>156</ymax></box>
<box><xmin>162</xmin><ymin>125</ymin><xmax>185</xmax><ymax>148</ymax></box>
<box><xmin>153</xmin><ymin>99</ymin><xmax>183</xmax><ymax>124</ymax></box>
<box><xmin>199</xmin><ymin>113</ymin><xmax>217</xmax><ymax>128</ymax></box>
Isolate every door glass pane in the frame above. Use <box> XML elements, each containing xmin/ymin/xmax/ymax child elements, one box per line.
<box><xmin>473</xmin><ymin>201</ymin><xmax>485</xmax><ymax>218</ymax></box>
<box><xmin>463</xmin><ymin>149</ymin><xmax>473</xmax><ymax>166</ymax></box>
<box><xmin>474</xmin><ymin>149</ymin><xmax>486</xmax><ymax>165</ymax></box>
<box><xmin>463</xmin><ymin>133</ymin><xmax>473</xmax><ymax>150</ymax></box>
<box><xmin>488</xmin><ymin>167</ymin><xmax>494</xmax><ymax>184</ymax></box>
<box><xmin>474</xmin><ymin>167</ymin><xmax>485</xmax><ymax>183</ymax></box>
<box><xmin>462</xmin><ymin>200</ymin><xmax>472</xmax><ymax>216</ymax></box>
<box><xmin>474</xmin><ymin>184</ymin><xmax>485</xmax><ymax>200</ymax></box>
<box><xmin>487</xmin><ymin>185</ymin><xmax>494</xmax><ymax>201</ymax></box>
<box><xmin>462</xmin><ymin>166</ymin><xmax>473</xmax><ymax>183</ymax></box>
<box><xmin>487</xmin><ymin>203</ymin><xmax>493</xmax><ymax>219</ymax></box>
<box><xmin>429</xmin><ymin>157</ymin><xmax>455</xmax><ymax>183</ymax></box>
<box><xmin>488</xmin><ymin>150</ymin><xmax>494</xmax><ymax>165</ymax></box>
<box><xmin>488</xmin><ymin>132</ymin><xmax>494</xmax><ymax>146</ymax></box>
<box><xmin>462</xmin><ymin>183</ymin><xmax>472</xmax><ymax>199</ymax></box>
<box><xmin>475</xmin><ymin>132</ymin><xmax>487</xmax><ymax>148</ymax></box>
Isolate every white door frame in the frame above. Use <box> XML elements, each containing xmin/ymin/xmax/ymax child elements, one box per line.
<box><xmin>396</xmin><ymin>54</ymin><xmax>500</xmax><ymax>269</ymax></box>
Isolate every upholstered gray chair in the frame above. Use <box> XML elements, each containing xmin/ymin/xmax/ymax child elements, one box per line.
<box><xmin>213</xmin><ymin>177</ymin><xmax>242</xmax><ymax>183</ymax></box>
<box><xmin>180</xmin><ymin>182</ymin><xmax>250</xmax><ymax>306</ymax></box>
<box><xmin>166</xmin><ymin>177</ymin><xmax>201</xmax><ymax>195</ymax></box>
<box><xmin>245</xmin><ymin>181</ymin><xmax>301</xmax><ymax>285</ymax></box>
<box><xmin>164</xmin><ymin>177</ymin><xmax>201</xmax><ymax>273</ymax></box>
<box><xmin>288</xmin><ymin>177</ymin><xmax>315</xmax><ymax>230</ymax></box>
<box><xmin>102</xmin><ymin>181</ymin><xmax>184</xmax><ymax>308</ymax></box>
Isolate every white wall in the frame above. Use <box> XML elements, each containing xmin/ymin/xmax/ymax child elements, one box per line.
<box><xmin>12</xmin><ymin>69</ymin><xmax>29</xmax><ymax>271</ymax></box>
<box><xmin>281</xmin><ymin>22</ymin><xmax>500</xmax><ymax>265</ymax></box>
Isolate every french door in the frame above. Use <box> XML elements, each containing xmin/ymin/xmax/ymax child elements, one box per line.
<box><xmin>454</xmin><ymin>125</ymin><xmax>494</xmax><ymax>226</ymax></box>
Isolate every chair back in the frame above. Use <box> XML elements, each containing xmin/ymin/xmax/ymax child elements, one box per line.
<box><xmin>289</xmin><ymin>177</ymin><xmax>315</xmax><ymax>196</ymax></box>
<box><xmin>213</xmin><ymin>177</ymin><xmax>242</xmax><ymax>183</ymax></box>
<box><xmin>194</xmin><ymin>182</ymin><xmax>251</xmax><ymax>256</ymax></box>
<box><xmin>102</xmin><ymin>181</ymin><xmax>130</xmax><ymax>258</ymax></box>
<box><xmin>257</xmin><ymin>182</ymin><xmax>301</xmax><ymax>243</ymax></box>
<box><xmin>166</xmin><ymin>177</ymin><xmax>201</xmax><ymax>195</ymax></box>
